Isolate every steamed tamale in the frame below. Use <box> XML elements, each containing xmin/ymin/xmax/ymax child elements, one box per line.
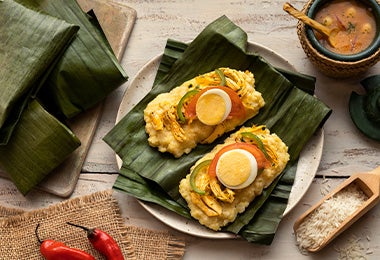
<box><xmin>0</xmin><ymin>100</ymin><xmax>81</xmax><ymax>195</ymax></box>
<box><xmin>0</xmin><ymin>0</ymin><xmax>128</xmax><ymax>194</ymax></box>
<box><xmin>17</xmin><ymin>0</ymin><xmax>129</xmax><ymax>119</ymax></box>
<box><xmin>0</xmin><ymin>0</ymin><xmax>79</xmax><ymax>144</ymax></box>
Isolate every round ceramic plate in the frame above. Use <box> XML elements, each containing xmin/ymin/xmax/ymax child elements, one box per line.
<box><xmin>115</xmin><ymin>42</ymin><xmax>324</xmax><ymax>239</ymax></box>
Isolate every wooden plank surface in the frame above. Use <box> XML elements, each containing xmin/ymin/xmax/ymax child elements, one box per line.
<box><xmin>1</xmin><ymin>1</ymin><xmax>380</xmax><ymax>259</ymax></box>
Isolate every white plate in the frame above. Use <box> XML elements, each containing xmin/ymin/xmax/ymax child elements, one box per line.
<box><xmin>115</xmin><ymin>42</ymin><xmax>324</xmax><ymax>239</ymax></box>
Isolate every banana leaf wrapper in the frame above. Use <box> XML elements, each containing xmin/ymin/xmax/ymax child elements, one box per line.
<box><xmin>0</xmin><ymin>0</ymin><xmax>79</xmax><ymax>145</ymax></box>
<box><xmin>17</xmin><ymin>0</ymin><xmax>128</xmax><ymax>119</ymax></box>
<box><xmin>104</xmin><ymin>16</ymin><xmax>332</xmax><ymax>243</ymax></box>
<box><xmin>0</xmin><ymin>100</ymin><xmax>81</xmax><ymax>195</ymax></box>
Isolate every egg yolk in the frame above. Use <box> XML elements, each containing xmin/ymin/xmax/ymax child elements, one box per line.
<box><xmin>216</xmin><ymin>149</ymin><xmax>258</xmax><ymax>189</ymax></box>
<box><xmin>195</xmin><ymin>89</ymin><xmax>232</xmax><ymax>125</ymax></box>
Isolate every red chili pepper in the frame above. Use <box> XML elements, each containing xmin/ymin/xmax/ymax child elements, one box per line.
<box><xmin>67</xmin><ymin>222</ymin><xmax>125</xmax><ymax>260</ymax></box>
<box><xmin>35</xmin><ymin>223</ymin><xmax>95</xmax><ymax>260</ymax></box>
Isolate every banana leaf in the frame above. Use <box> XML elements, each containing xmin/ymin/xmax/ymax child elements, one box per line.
<box><xmin>155</xmin><ymin>39</ymin><xmax>317</xmax><ymax>95</ymax></box>
<box><xmin>104</xmin><ymin>16</ymin><xmax>332</xmax><ymax>243</ymax></box>
<box><xmin>16</xmin><ymin>0</ymin><xmax>128</xmax><ymax>119</ymax></box>
<box><xmin>0</xmin><ymin>100</ymin><xmax>81</xmax><ymax>195</ymax></box>
<box><xmin>0</xmin><ymin>0</ymin><xmax>79</xmax><ymax>144</ymax></box>
<box><xmin>225</xmin><ymin>163</ymin><xmax>297</xmax><ymax>243</ymax></box>
<box><xmin>114</xmin><ymin>165</ymin><xmax>191</xmax><ymax>218</ymax></box>
<box><xmin>349</xmin><ymin>75</ymin><xmax>380</xmax><ymax>141</ymax></box>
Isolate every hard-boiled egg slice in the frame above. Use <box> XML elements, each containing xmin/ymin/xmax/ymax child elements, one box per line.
<box><xmin>195</xmin><ymin>88</ymin><xmax>232</xmax><ymax>125</ymax></box>
<box><xmin>215</xmin><ymin>148</ymin><xmax>258</xmax><ymax>189</ymax></box>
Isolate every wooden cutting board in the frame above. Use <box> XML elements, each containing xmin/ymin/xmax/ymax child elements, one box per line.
<box><xmin>34</xmin><ymin>0</ymin><xmax>136</xmax><ymax>197</ymax></box>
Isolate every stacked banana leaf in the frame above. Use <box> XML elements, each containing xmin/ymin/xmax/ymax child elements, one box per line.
<box><xmin>104</xmin><ymin>16</ymin><xmax>332</xmax><ymax>244</ymax></box>
<box><xmin>0</xmin><ymin>0</ymin><xmax>128</xmax><ymax>194</ymax></box>
<box><xmin>349</xmin><ymin>75</ymin><xmax>380</xmax><ymax>141</ymax></box>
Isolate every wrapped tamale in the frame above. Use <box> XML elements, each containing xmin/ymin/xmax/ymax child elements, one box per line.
<box><xmin>16</xmin><ymin>0</ymin><xmax>129</xmax><ymax>119</ymax></box>
<box><xmin>0</xmin><ymin>0</ymin><xmax>127</xmax><ymax>194</ymax></box>
<box><xmin>0</xmin><ymin>0</ymin><xmax>79</xmax><ymax>144</ymax></box>
<box><xmin>0</xmin><ymin>100</ymin><xmax>81</xmax><ymax>195</ymax></box>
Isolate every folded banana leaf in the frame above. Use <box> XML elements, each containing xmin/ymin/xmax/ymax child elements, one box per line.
<box><xmin>104</xmin><ymin>16</ymin><xmax>332</xmax><ymax>243</ymax></box>
<box><xmin>1</xmin><ymin>0</ymin><xmax>127</xmax><ymax>195</ymax></box>
<box><xmin>0</xmin><ymin>100</ymin><xmax>81</xmax><ymax>195</ymax></box>
<box><xmin>16</xmin><ymin>0</ymin><xmax>128</xmax><ymax>119</ymax></box>
<box><xmin>349</xmin><ymin>74</ymin><xmax>380</xmax><ymax>141</ymax></box>
<box><xmin>0</xmin><ymin>0</ymin><xmax>79</xmax><ymax>145</ymax></box>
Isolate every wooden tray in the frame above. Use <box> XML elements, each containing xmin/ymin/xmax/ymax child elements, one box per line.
<box><xmin>0</xmin><ymin>0</ymin><xmax>136</xmax><ymax>197</ymax></box>
<box><xmin>39</xmin><ymin>0</ymin><xmax>136</xmax><ymax>197</ymax></box>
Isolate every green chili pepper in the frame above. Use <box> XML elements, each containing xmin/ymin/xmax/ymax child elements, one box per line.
<box><xmin>215</xmin><ymin>68</ymin><xmax>226</xmax><ymax>86</ymax></box>
<box><xmin>176</xmin><ymin>89</ymin><xmax>199</xmax><ymax>123</ymax></box>
<box><xmin>190</xmin><ymin>159</ymin><xmax>212</xmax><ymax>195</ymax></box>
<box><xmin>240</xmin><ymin>132</ymin><xmax>270</xmax><ymax>159</ymax></box>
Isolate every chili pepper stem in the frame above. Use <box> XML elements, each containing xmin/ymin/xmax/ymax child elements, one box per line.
<box><xmin>35</xmin><ymin>223</ymin><xmax>43</xmax><ymax>244</ymax></box>
<box><xmin>67</xmin><ymin>222</ymin><xmax>90</xmax><ymax>232</ymax></box>
<box><xmin>67</xmin><ymin>222</ymin><xmax>97</xmax><ymax>240</ymax></box>
<box><xmin>67</xmin><ymin>222</ymin><xmax>125</xmax><ymax>259</ymax></box>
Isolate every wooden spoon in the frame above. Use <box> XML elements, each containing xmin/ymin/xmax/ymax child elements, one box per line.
<box><xmin>294</xmin><ymin>166</ymin><xmax>380</xmax><ymax>252</ymax></box>
<box><xmin>283</xmin><ymin>2</ymin><xmax>338</xmax><ymax>47</ymax></box>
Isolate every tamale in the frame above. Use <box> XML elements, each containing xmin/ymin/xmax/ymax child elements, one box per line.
<box><xmin>1</xmin><ymin>0</ymin><xmax>127</xmax><ymax>195</ymax></box>
<box><xmin>16</xmin><ymin>0</ymin><xmax>128</xmax><ymax>119</ymax></box>
<box><xmin>0</xmin><ymin>0</ymin><xmax>79</xmax><ymax>144</ymax></box>
<box><xmin>0</xmin><ymin>100</ymin><xmax>81</xmax><ymax>195</ymax></box>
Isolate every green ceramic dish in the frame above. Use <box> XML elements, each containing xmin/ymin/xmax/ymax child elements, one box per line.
<box><xmin>306</xmin><ymin>0</ymin><xmax>380</xmax><ymax>62</ymax></box>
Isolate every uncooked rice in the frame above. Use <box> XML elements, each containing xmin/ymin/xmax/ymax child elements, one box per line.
<box><xmin>295</xmin><ymin>182</ymin><xmax>368</xmax><ymax>252</ymax></box>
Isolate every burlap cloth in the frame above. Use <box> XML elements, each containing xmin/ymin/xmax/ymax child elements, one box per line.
<box><xmin>0</xmin><ymin>190</ymin><xmax>186</xmax><ymax>259</ymax></box>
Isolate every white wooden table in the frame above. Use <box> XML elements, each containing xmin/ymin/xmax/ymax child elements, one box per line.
<box><xmin>1</xmin><ymin>0</ymin><xmax>380</xmax><ymax>259</ymax></box>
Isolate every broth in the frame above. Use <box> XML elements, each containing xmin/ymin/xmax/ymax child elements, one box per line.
<box><xmin>314</xmin><ymin>0</ymin><xmax>377</xmax><ymax>55</ymax></box>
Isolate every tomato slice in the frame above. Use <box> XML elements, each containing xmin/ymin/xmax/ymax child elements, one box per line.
<box><xmin>184</xmin><ymin>86</ymin><xmax>246</xmax><ymax>122</ymax></box>
<box><xmin>208</xmin><ymin>142</ymin><xmax>270</xmax><ymax>177</ymax></box>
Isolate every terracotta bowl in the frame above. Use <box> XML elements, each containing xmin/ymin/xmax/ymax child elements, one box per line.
<box><xmin>297</xmin><ymin>0</ymin><xmax>380</xmax><ymax>78</ymax></box>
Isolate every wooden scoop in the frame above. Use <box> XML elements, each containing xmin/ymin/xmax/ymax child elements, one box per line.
<box><xmin>293</xmin><ymin>166</ymin><xmax>380</xmax><ymax>252</ymax></box>
<box><xmin>283</xmin><ymin>2</ymin><xmax>338</xmax><ymax>47</ymax></box>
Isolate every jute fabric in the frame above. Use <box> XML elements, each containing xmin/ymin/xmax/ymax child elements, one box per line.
<box><xmin>0</xmin><ymin>190</ymin><xmax>186</xmax><ymax>259</ymax></box>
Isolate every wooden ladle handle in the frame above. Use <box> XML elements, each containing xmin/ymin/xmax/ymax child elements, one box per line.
<box><xmin>283</xmin><ymin>2</ymin><xmax>332</xmax><ymax>37</ymax></box>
